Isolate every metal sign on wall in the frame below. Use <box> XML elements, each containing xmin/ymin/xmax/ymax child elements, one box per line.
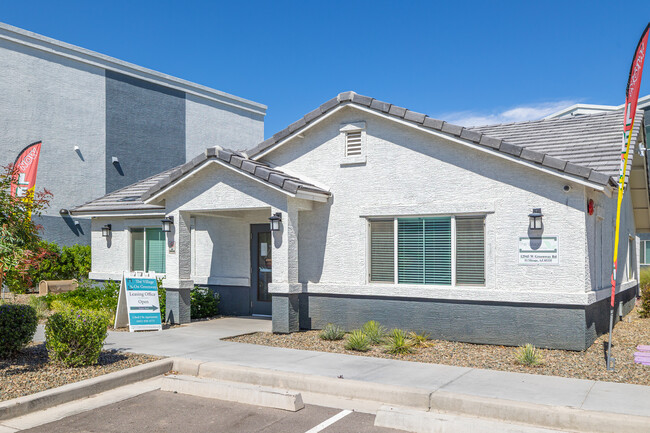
<box><xmin>518</xmin><ymin>236</ymin><xmax>559</xmax><ymax>265</ymax></box>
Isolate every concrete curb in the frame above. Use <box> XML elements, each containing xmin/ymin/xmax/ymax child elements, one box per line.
<box><xmin>161</xmin><ymin>375</ymin><xmax>304</xmax><ymax>411</ymax></box>
<box><xmin>0</xmin><ymin>358</ymin><xmax>173</xmax><ymax>421</ymax></box>
<box><xmin>172</xmin><ymin>359</ymin><xmax>650</xmax><ymax>433</ymax></box>
<box><xmin>172</xmin><ymin>358</ymin><xmax>431</xmax><ymax>410</ymax></box>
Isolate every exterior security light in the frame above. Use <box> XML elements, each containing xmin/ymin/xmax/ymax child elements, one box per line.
<box><xmin>528</xmin><ymin>208</ymin><xmax>543</xmax><ymax>230</ymax></box>
<box><xmin>101</xmin><ymin>224</ymin><xmax>112</xmax><ymax>237</ymax></box>
<box><xmin>269</xmin><ymin>212</ymin><xmax>282</xmax><ymax>232</ymax></box>
<box><xmin>161</xmin><ymin>216</ymin><xmax>174</xmax><ymax>233</ymax></box>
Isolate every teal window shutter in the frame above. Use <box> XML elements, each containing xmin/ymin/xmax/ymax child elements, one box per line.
<box><xmin>131</xmin><ymin>229</ymin><xmax>145</xmax><ymax>272</ymax></box>
<box><xmin>424</xmin><ymin>217</ymin><xmax>452</xmax><ymax>285</ymax></box>
<box><xmin>145</xmin><ymin>228</ymin><xmax>166</xmax><ymax>274</ymax></box>
<box><xmin>398</xmin><ymin>217</ymin><xmax>451</xmax><ymax>285</ymax></box>
<box><xmin>456</xmin><ymin>217</ymin><xmax>485</xmax><ymax>285</ymax></box>
<box><xmin>398</xmin><ymin>218</ymin><xmax>424</xmax><ymax>283</ymax></box>
<box><xmin>370</xmin><ymin>220</ymin><xmax>395</xmax><ymax>282</ymax></box>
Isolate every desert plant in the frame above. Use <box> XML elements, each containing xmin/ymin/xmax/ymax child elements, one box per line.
<box><xmin>344</xmin><ymin>329</ymin><xmax>371</xmax><ymax>351</ymax></box>
<box><xmin>515</xmin><ymin>343</ymin><xmax>544</xmax><ymax>366</ymax></box>
<box><xmin>28</xmin><ymin>295</ymin><xmax>50</xmax><ymax>321</ymax></box>
<box><xmin>45</xmin><ymin>309</ymin><xmax>109</xmax><ymax>367</ymax></box>
<box><xmin>361</xmin><ymin>320</ymin><xmax>387</xmax><ymax>344</ymax></box>
<box><xmin>0</xmin><ymin>304</ymin><xmax>38</xmax><ymax>358</ymax></box>
<box><xmin>190</xmin><ymin>286</ymin><xmax>219</xmax><ymax>319</ymax></box>
<box><xmin>319</xmin><ymin>323</ymin><xmax>345</xmax><ymax>341</ymax></box>
<box><xmin>639</xmin><ymin>267</ymin><xmax>650</xmax><ymax>318</ymax></box>
<box><xmin>385</xmin><ymin>328</ymin><xmax>414</xmax><ymax>354</ymax></box>
<box><xmin>409</xmin><ymin>331</ymin><xmax>433</xmax><ymax>347</ymax></box>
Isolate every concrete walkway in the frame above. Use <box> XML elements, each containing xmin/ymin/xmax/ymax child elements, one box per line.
<box><xmin>34</xmin><ymin>317</ymin><xmax>650</xmax><ymax>419</ymax></box>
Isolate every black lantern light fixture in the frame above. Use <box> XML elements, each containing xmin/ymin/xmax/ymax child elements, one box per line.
<box><xmin>101</xmin><ymin>224</ymin><xmax>112</xmax><ymax>237</ymax></box>
<box><xmin>161</xmin><ymin>216</ymin><xmax>174</xmax><ymax>233</ymax></box>
<box><xmin>528</xmin><ymin>208</ymin><xmax>543</xmax><ymax>230</ymax></box>
<box><xmin>269</xmin><ymin>212</ymin><xmax>282</xmax><ymax>232</ymax></box>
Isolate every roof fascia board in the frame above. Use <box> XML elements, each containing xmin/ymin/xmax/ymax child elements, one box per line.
<box><xmin>144</xmin><ymin>159</ymin><xmax>328</xmax><ymax>204</ymax></box>
<box><xmin>0</xmin><ymin>23</ymin><xmax>266</xmax><ymax>116</ymax></box>
<box><xmin>251</xmin><ymin>104</ymin><xmax>347</xmax><ymax>160</ymax></box>
<box><xmin>70</xmin><ymin>211</ymin><xmax>166</xmax><ymax>218</ymax></box>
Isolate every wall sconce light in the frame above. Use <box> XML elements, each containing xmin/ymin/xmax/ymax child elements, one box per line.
<box><xmin>161</xmin><ymin>216</ymin><xmax>174</xmax><ymax>233</ymax></box>
<box><xmin>101</xmin><ymin>224</ymin><xmax>112</xmax><ymax>237</ymax></box>
<box><xmin>528</xmin><ymin>208</ymin><xmax>543</xmax><ymax>230</ymax></box>
<box><xmin>269</xmin><ymin>212</ymin><xmax>282</xmax><ymax>232</ymax></box>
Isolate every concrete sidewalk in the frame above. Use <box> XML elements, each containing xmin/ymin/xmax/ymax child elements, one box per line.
<box><xmin>34</xmin><ymin>316</ymin><xmax>650</xmax><ymax>419</ymax></box>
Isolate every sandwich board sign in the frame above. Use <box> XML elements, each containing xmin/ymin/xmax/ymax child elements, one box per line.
<box><xmin>114</xmin><ymin>272</ymin><xmax>162</xmax><ymax>332</ymax></box>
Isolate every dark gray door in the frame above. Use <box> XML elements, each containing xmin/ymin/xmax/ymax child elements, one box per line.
<box><xmin>250</xmin><ymin>224</ymin><xmax>272</xmax><ymax>315</ymax></box>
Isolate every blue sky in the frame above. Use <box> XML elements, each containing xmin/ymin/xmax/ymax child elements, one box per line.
<box><xmin>2</xmin><ymin>1</ymin><xmax>649</xmax><ymax>138</ymax></box>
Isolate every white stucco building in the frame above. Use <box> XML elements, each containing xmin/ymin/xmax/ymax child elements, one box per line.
<box><xmin>71</xmin><ymin>92</ymin><xmax>649</xmax><ymax>350</ymax></box>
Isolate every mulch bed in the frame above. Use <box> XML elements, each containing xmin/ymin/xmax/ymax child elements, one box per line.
<box><xmin>228</xmin><ymin>304</ymin><xmax>650</xmax><ymax>386</ymax></box>
<box><xmin>0</xmin><ymin>343</ymin><xmax>161</xmax><ymax>401</ymax></box>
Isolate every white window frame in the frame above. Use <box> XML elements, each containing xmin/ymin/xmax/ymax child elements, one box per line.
<box><xmin>340</xmin><ymin>121</ymin><xmax>367</xmax><ymax>165</ymax></box>
<box><xmin>641</xmin><ymin>239</ymin><xmax>650</xmax><ymax>265</ymax></box>
<box><xmin>129</xmin><ymin>226</ymin><xmax>166</xmax><ymax>275</ymax></box>
<box><xmin>367</xmin><ymin>214</ymin><xmax>486</xmax><ymax>287</ymax></box>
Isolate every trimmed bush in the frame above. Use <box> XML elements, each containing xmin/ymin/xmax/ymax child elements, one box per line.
<box><xmin>361</xmin><ymin>320</ymin><xmax>387</xmax><ymax>344</ymax></box>
<box><xmin>45</xmin><ymin>280</ymin><xmax>119</xmax><ymax>315</ymax></box>
<box><xmin>385</xmin><ymin>328</ymin><xmax>414</xmax><ymax>354</ymax></box>
<box><xmin>319</xmin><ymin>323</ymin><xmax>345</xmax><ymax>341</ymax></box>
<box><xmin>639</xmin><ymin>267</ymin><xmax>650</xmax><ymax>318</ymax></box>
<box><xmin>0</xmin><ymin>304</ymin><xmax>38</xmax><ymax>358</ymax></box>
<box><xmin>344</xmin><ymin>330</ymin><xmax>371</xmax><ymax>352</ymax></box>
<box><xmin>45</xmin><ymin>309</ymin><xmax>109</xmax><ymax>367</ymax></box>
<box><xmin>157</xmin><ymin>278</ymin><xmax>166</xmax><ymax>322</ymax></box>
<box><xmin>515</xmin><ymin>343</ymin><xmax>543</xmax><ymax>366</ymax></box>
<box><xmin>190</xmin><ymin>287</ymin><xmax>220</xmax><ymax>319</ymax></box>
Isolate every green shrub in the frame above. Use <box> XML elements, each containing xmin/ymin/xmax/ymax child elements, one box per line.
<box><xmin>319</xmin><ymin>323</ymin><xmax>345</xmax><ymax>341</ymax></box>
<box><xmin>408</xmin><ymin>331</ymin><xmax>433</xmax><ymax>347</ymax></box>
<box><xmin>157</xmin><ymin>278</ymin><xmax>166</xmax><ymax>322</ymax></box>
<box><xmin>28</xmin><ymin>295</ymin><xmax>50</xmax><ymax>321</ymax></box>
<box><xmin>0</xmin><ymin>304</ymin><xmax>38</xmax><ymax>358</ymax></box>
<box><xmin>45</xmin><ymin>309</ymin><xmax>109</xmax><ymax>367</ymax></box>
<box><xmin>639</xmin><ymin>267</ymin><xmax>650</xmax><ymax>318</ymax></box>
<box><xmin>4</xmin><ymin>242</ymin><xmax>91</xmax><ymax>293</ymax></box>
<box><xmin>385</xmin><ymin>328</ymin><xmax>414</xmax><ymax>354</ymax></box>
<box><xmin>344</xmin><ymin>330</ymin><xmax>371</xmax><ymax>352</ymax></box>
<box><xmin>515</xmin><ymin>344</ymin><xmax>543</xmax><ymax>366</ymax></box>
<box><xmin>361</xmin><ymin>320</ymin><xmax>387</xmax><ymax>344</ymax></box>
<box><xmin>190</xmin><ymin>287</ymin><xmax>219</xmax><ymax>319</ymax></box>
<box><xmin>45</xmin><ymin>280</ymin><xmax>119</xmax><ymax>314</ymax></box>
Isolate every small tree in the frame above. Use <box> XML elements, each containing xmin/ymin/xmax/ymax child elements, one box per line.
<box><xmin>0</xmin><ymin>164</ymin><xmax>52</xmax><ymax>291</ymax></box>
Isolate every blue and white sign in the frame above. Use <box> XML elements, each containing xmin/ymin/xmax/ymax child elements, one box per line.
<box><xmin>114</xmin><ymin>272</ymin><xmax>162</xmax><ymax>332</ymax></box>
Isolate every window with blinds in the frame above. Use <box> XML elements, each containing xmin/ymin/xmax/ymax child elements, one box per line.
<box><xmin>455</xmin><ymin>217</ymin><xmax>485</xmax><ymax>285</ymax></box>
<box><xmin>369</xmin><ymin>220</ymin><xmax>395</xmax><ymax>282</ymax></box>
<box><xmin>345</xmin><ymin>131</ymin><xmax>363</xmax><ymax>157</ymax></box>
<box><xmin>369</xmin><ymin>215</ymin><xmax>485</xmax><ymax>286</ymax></box>
<box><xmin>131</xmin><ymin>228</ymin><xmax>166</xmax><ymax>274</ymax></box>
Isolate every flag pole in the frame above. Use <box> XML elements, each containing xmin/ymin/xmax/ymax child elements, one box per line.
<box><xmin>606</xmin><ymin>23</ymin><xmax>649</xmax><ymax>371</ymax></box>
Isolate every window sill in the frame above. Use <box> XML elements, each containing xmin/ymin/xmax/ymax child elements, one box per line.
<box><xmin>340</xmin><ymin>156</ymin><xmax>366</xmax><ymax>166</ymax></box>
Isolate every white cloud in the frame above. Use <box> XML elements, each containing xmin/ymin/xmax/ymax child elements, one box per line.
<box><xmin>440</xmin><ymin>100</ymin><xmax>578</xmax><ymax>127</ymax></box>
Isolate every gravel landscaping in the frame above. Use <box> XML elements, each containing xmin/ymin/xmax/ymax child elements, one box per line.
<box><xmin>228</xmin><ymin>304</ymin><xmax>650</xmax><ymax>386</ymax></box>
<box><xmin>0</xmin><ymin>343</ymin><xmax>160</xmax><ymax>401</ymax></box>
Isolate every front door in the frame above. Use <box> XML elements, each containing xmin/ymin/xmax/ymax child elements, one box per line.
<box><xmin>250</xmin><ymin>224</ymin><xmax>272</xmax><ymax>315</ymax></box>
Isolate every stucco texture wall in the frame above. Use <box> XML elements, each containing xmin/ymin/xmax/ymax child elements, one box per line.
<box><xmin>261</xmin><ymin>106</ymin><xmax>613</xmax><ymax>306</ymax></box>
<box><xmin>0</xmin><ymin>39</ymin><xmax>106</xmax><ymax>246</ymax></box>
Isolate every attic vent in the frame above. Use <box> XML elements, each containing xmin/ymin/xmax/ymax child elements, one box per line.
<box><xmin>345</xmin><ymin>131</ymin><xmax>363</xmax><ymax>157</ymax></box>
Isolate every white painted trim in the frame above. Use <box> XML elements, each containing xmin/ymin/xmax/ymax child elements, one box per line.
<box><xmin>143</xmin><ymin>159</ymin><xmax>329</xmax><ymax>204</ymax></box>
<box><xmin>253</xmin><ymin>103</ymin><xmax>609</xmax><ymax>193</ymax></box>
<box><xmin>302</xmin><ymin>282</ymin><xmax>633</xmax><ymax>306</ymax></box>
<box><xmin>0</xmin><ymin>23</ymin><xmax>267</xmax><ymax>116</ymax></box>
<box><xmin>89</xmin><ymin>271</ymin><xmax>166</xmax><ymax>281</ymax></box>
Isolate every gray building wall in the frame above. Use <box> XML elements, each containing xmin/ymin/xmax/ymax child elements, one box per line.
<box><xmin>0</xmin><ymin>23</ymin><xmax>265</xmax><ymax>246</ymax></box>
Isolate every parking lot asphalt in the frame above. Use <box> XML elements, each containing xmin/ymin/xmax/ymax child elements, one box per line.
<box><xmin>23</xmin><ymin>390</ymin><xmax>400</xmax><ymax>433</ymax></box>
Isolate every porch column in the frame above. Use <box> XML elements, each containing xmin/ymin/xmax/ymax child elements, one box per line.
<box><xmin>163</xmin><ymin>210</ymin><xmax>193</xmax><ymax>324</ymax></box>
<box><xmin>270</xmin><ymin>199</ymin><xmax>301</xmax><ymax>333</ymax></box>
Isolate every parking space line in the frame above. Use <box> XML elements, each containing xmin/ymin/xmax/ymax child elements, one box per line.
<box><xmin>304</xmin><ymin>409</ymin><xmax>353</xmax><ymax>433</ymax></box>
